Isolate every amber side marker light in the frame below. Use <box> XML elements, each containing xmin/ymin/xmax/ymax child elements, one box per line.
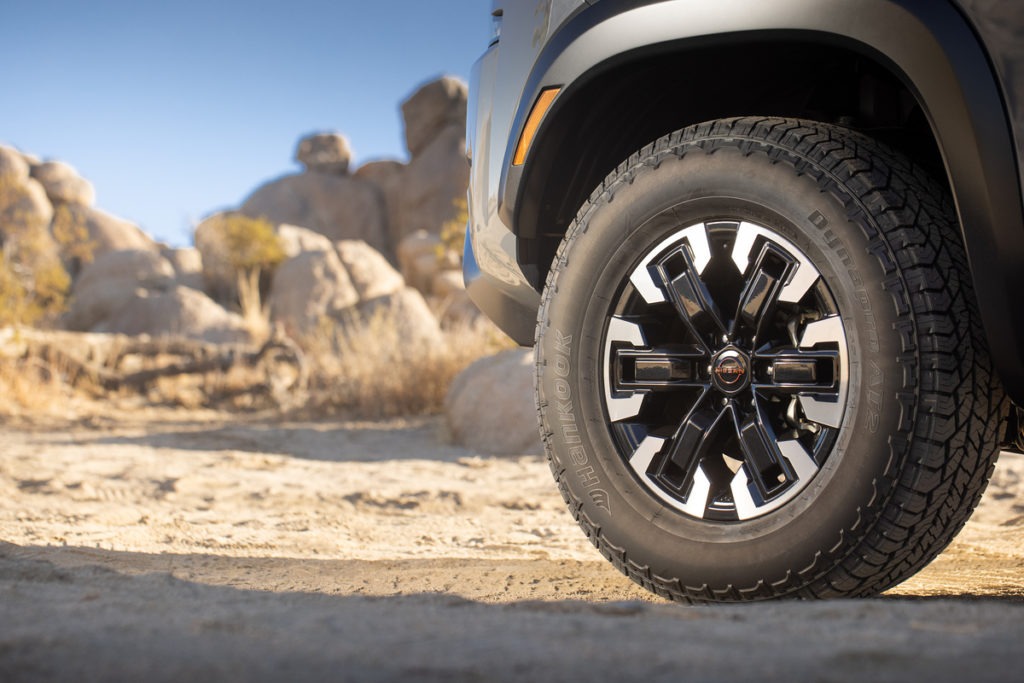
<box><xmin>513</xmin><ymin>87</ymin><xmax>561</xmax><ymax>166</ymax></box>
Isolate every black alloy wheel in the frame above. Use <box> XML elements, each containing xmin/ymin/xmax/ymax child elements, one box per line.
<box><xmin>605</xmin><ymin>219</ymin><xmax>846</xmax><ymax>521</ymax></box>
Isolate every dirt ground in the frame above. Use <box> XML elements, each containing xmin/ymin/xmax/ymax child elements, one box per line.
<box><xmin>2</xmin><ymin>409</ymin><xmax>1024</xmax><ymax>682</ymax></box>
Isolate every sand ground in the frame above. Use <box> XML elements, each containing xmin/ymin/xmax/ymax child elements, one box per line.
<box><xmin>2</xmin><ymin>410</ymin><xmax>1024</xmax><ymax>681</ymax></box>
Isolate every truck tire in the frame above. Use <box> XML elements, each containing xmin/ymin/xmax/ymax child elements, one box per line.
<box><xmin>535</xmin><ymin>117</ymin><xmax>1008</xmax><ymax>602</ymax></box>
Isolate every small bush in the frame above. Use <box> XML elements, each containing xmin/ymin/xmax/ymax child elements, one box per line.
<box><xmin>198</xmin><ymin>213</ymin><xmax>285</xmax><ymax>337</ymax></box>
<box><xmin>0</xmin><ymin>178</ymin><xmax>72</xmax><ymax>327</ymax></box>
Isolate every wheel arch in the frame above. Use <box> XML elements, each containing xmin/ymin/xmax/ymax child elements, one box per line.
<box><xmin>504</xmin><ymin>0</ymin><xmax>1024</xmax><ymax>404</ymax></box>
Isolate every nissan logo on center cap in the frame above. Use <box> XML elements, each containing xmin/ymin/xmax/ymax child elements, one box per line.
<box><xmin>715</xmin><ymin>356</ymin><xmax>746</xmax><ymax>385</ymax></box>
<box><xmin>711</xmin><ymin>349</ymin><xmax>749</xmax><ymax>394</ymax></box>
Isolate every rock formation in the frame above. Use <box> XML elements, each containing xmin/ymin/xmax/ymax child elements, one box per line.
<box><xmin>267</xmin><ymin>239</ymin><xmax>441</xmax><ymax>348</ymax></box>
<box><xmin>30</xmin><ymin>161</ymin><xmax>95</xmax><ymax>207</ymax></box>
<box><xmin>240</xmin><ymin>170</ymin><xmax>388</xmax><ymax>256</ymax></box>
<box><xmin>229</xmin><ymin>76</ymin><xmax>469</xmax><ymax>268</ymax></box>
<box><xmin>0</xmin><ymin>143</ymin><xmax>155</xmax><ymax>292</ymax></box>
<box><xmin>65</xmin><ymin>248</ymin><xmax>250</xmax><ymax>344</ymax></box>
<box><xmin>2</xmin><ymin>75</ymin><xmax>477</xmax><ymax>354</ymax></box>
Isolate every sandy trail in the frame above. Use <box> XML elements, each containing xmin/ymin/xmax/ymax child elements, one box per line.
<box><xmin>2</xmin><ymin>411</ymin><xmax>1024</xmax><ymax>681</ymax></box>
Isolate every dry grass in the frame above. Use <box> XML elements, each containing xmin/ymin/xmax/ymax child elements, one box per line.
<box><xmin>0</xmin><ymin>346</ymin><xmax>77</xmax><ymax>416</ymax></box>
<box><xmin>0</xmin><ymin>310</ymin><xmax>515</xmax><ymax>420</ymax></box>
<box><xmin>297</xmin><ymin>310</ymin><xmax>515</xmax><ymax>420</ymax></box>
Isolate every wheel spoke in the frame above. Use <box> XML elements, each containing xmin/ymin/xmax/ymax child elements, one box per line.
<box><xmin>663</xmin><ymin>390</ymin><xmax>729</xmax><ymax>495</ymax></box>
<box><xmin>652</xmin><ymin>247</ymin><xmax>727</xmax><ymax>348</ymax></box>
<box><xmin>732</xmin><ymin>242</ymin><xmax>795</xmax><ymax>342</ymax></box>
<box><xmin>731</xmin><ymin>402</ymin><xmax>788</xmax><ymax>498</ymax></box>
<box><xmin>614</xmin><ymin>345</ymin><xmax>707</xmax><ymax>393</ymax></box>
<box><xmin>731</xmin><ymin>222</ymin><xmax>819</xmax><ymax>303</ymax></box>
<box><xmin>629</xmin><ymin>435</ymin><xmax>711</xmax><ymax>518</ymax></box>
<box><xmin>730</xmin><ymin>438</ymin><xmax>819</xmax><ymax>520</ymax></box>
<box><xmin>795</xmin><ymin>315</ymin><xmax>848</xmax><ymax>428</ymax></box>
<box><xmin>629</xmin><ymin>222</ymin><xmax>712</xmax><ymax>304</ymax></box>
<box><xmin>753</xmin><ymin>349</ymin><xmax>841</xmax><ymax>396</ymax></box>
<box><xmin>603</xmin><ymin>316</ymin><xmax>648</xmax><ymax>422</ymax></box>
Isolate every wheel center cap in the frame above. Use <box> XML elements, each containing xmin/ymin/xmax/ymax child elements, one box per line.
<box><xmin>711</xmin><ymin>347</ymin><xmax>750</xmax><ymax>394</ymax></box>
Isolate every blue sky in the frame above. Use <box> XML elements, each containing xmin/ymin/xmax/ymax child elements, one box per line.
<box><xmin>1</xmin><ymin>0</ymin><xmax>486</xmax><ymax>246</ymax></box>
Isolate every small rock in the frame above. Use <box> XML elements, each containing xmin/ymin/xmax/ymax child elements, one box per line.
<box><xmin>431</xmin><ymin>270</ymin><xmax>465</xmax><ymax>301</ymax></box>
<box><xmin>437</xmin><ymin>288</ymin><xmax>483</xmax><ymax>330</ymax></box>
<box><xmin>295</xmin><ymin>132</ymin><xmax>352</xmax><ymax>176</ymax></box>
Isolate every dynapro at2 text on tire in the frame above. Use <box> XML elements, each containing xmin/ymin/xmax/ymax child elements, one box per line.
<box><xmin>535</xmin><ymin>117</ymin><xmax>1007</xmax><ymax>602</ymax></box>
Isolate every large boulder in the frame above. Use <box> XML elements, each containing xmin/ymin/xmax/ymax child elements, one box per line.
<box><xmin>354</xmin><ymin>159</ymin><xmax>404</xmax><ymax>248</ymax></box>
<box><xmin>335</xmin><ymin>239</ymin><xmax>404</xmax><ymax>300</ymax></box>
<box><xmin>295</xmin><ymin>132</ymin><xmax>352</xmax><ymax>176</ymax></box>
<box><xmin>276</xmin><ymin>223</ymin><xmax>334</xmax><ymax>257</ymax></box>
<box><xmin>30</xmin><ymin>161</ymin><xmax>95</xmax><ymax>207</ymax></box>
<box><xmin>444</xmin><ymin>349</ymin><xmax>542</xmax><ymax>455</ymax></box>
<box><xmin>66</xmin><ymin>249</ymin><xmax>248</xmax><ymax>343</ymax></box>
<box><xmin>0</xmin><ymin>172</ymin><xmax>66</xmax><ymax>320</ymax></box>
<box><xmin>268</xmin><ymin>248</ymin><xmax>359</xmax><ymax>336</ymax></box>
<box><xmin>65</xmin><ymin>249</ymin><xmax>176</xmax><ymax>331</ymax></box>
<box><xmin>356</xmin><ymin>77</ymin><xmax>470</xmax><ymax>244</ymax></box>
<box><xmin>395</xmin><ymin>230</ymin><xmax>460</xmax><ymax>296</ymax></box>
<box><xmin>0</xmin><ymin>175</ymin><xmax>53</xmax><ymax>238</ymax></box>
<box><xmin>353</xmin><ymin>286</ymin><xmax>443</xmax><ymax>349</ymax></box>
<box><xmin>401</xmin><ymin>76</ymin><xmax>468</xmax><ymax>158</ymax></box>
<box><xmin>0</xmin><ymin>158</ymin><xmax>68</xmax><ymax>319</ymax></box>
<box><xmin>52</xmin><ymin>204</ymin><xmax>156</xmax><ymax>264</ymax></box>
<box><xmin>0</xmin><ymin>146</ymin><xmax>30</xmax><ymax>182</ymax></box>
<box><xmin>239</xmin><ymin>173</ymin><xmax>389</xmax><ymax>256</ymax></box>
<box><xmin>395</xmin><ymin>124</ymin><xmax>469</xmax><ymax>240</ymax></box>
<box><xmin>93</xmin><ymin>285</ymin><xmax>251</xmax><ymax>344</ymax></box>
<box><xmin>268</xmin><ymin>239</ymin><xmax>442</xmax><ymax>346</ymax></box>
<box><xmin>161</xmin><ymin>245</ymin><xmax>204</xmax><ymax>291</ymax></box>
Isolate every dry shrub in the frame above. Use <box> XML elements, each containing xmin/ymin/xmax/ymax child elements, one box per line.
<box><xmin>0</xmin><ymin>178</ymin><xmax>72</xmax><ymax>327</ymax></box>
<box><xmin>0</xmin><ymin>343</ymin><xmax>76</xmax><ymax>414</ymax></box>
<box><xmin>195</xmin><ymin>212</ymin><xmax>284</xmax><ymax>340</ymax></box>
<box><xmin>300</xmin><ymin>308</ymin><xmax>514</xmax><ymax>419</ymax></box>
